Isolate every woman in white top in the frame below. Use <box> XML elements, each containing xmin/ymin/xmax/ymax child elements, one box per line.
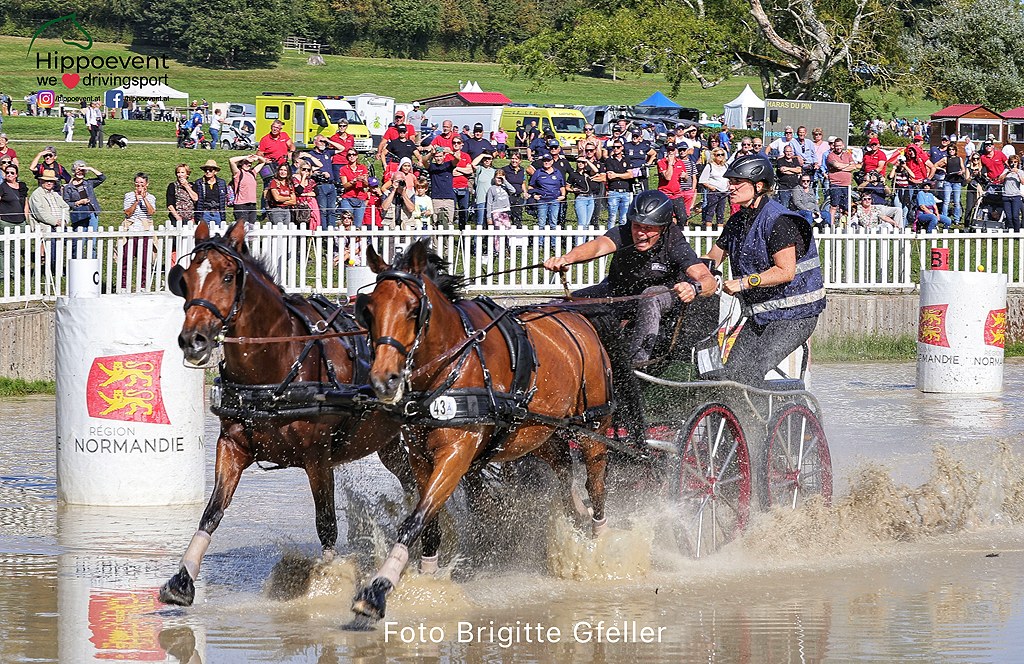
<box><xmin>121</xmin><ymin>172</ymin><xmax>156</xmax><ymax>289</ymax></box>
<box><xmin>699</xmin><ymin>148</ymin><xmax>730</xmax><ymax>229</ymax></box>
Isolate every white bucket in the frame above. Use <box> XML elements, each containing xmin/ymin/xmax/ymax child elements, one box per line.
<box><xmin>346</xmin><ymin>265</ymin><xmax>376</xmax><ymax>298</ymax></box>
<box><xmin>56</xmin><ymin>293</ymin><xmax>206</xmax><ymax>505</ymax></box>
<box><xmin>57</xmin><ymin>504</ymin><xmax>206</xmax><ymax>663</ymax></box>
<box><xmin>67</xmin><ymin>258</ymin><xmax>101</xmax><ymax>298</ymax></box>
<box><xmin>917</xmin><ymin>270</ymin><xmax>1007</xmax><ymax>393</ymax></box>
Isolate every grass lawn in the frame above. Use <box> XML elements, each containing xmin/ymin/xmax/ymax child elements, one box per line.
<box><xmin>2</xmin><ymin>35</ymin><xmax>939</xmax><ymax>120</ymax></box>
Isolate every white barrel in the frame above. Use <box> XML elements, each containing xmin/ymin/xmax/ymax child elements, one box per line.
<box><xmin>56</xmin><ymin>293</ymin><xmax>206</xmax><ymax>505</ymax></box>
<box><xmin>67</xmin><ymin>258</ymin><xmax>101</xmax><ymax>298</ymax></box>
<box><xmin>57</xmin><ymin>504</ymin><xmax>206</xmax><ymax>663</ymax></box>
<box><xmin>346</xmin><ymin>264</ymin><xmax>376</xmax><ymax>298</ymax></box>
<box><xmin>917</xmin><ymin>270</ymin><xmax>1007</xmax><ymax>393</ymax></box>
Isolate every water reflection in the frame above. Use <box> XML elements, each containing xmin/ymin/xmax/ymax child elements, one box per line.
<box><xmin>57</xmin><ymin>504</ymin><xmax>204</xmax><ymax>663</ymax></box>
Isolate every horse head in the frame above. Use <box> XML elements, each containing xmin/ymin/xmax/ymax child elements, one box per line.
<box><xmin>169</xmin><ymin>221</ymin><xmax>249</xmax><ymax>366</ymax></box>
<box><xmin>357</xmin><ymin>240</ymin><xmax>435</xmax><ymax>404</ymax></box>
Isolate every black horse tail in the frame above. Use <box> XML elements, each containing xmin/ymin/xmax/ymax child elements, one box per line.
<box><xmin>577</xmin><ymin>306</ymin><xmax>646</xmax><ymax>450</ymax></box>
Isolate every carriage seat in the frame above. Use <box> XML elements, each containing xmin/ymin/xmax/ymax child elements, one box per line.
<box><xmin>763</xmin><ymin>377</ymin><xmax>806</xmax><ymax>392</ymax></box>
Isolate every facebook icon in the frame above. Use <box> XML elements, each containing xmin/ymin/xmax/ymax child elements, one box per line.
<box><xmin>104</xmin><ymin>89</ymin><xmax>123</xmax><ymax>109</ymax></box>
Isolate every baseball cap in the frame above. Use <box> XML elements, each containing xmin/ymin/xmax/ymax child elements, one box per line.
<box><xmin>940</xmin><ymin>135</ymin><xmax>950</xmax><ymax>141</ymax></box>
<box><xmin>827</xmin><ymin>136</ymin><xmax>837</xmax><ymax>143</ymax></box>
<box><xmin>913</xmin><ymin>134</ymin><xmax>923</xmax><ymax>140</ymax></box>
<box><xmin>541</xmin><ymin>153</ymin><xmax>553</xmax><ymax>160</ymax></box>
<box><xmin>473</xmin><ymin>123</ymin><xmax>484</xmax><ymax>131</ymax></box>
<box><xmin>868</xmin><ymin>137</ymin><xmax>880</xmax><ymax>146</ymax></box>
<box><xmin>412</xmin><ymin>101</ymin><xmax>420</xmax><ymax>107</ymax></box>
<box><xmin>396</xmin><ymin>124</ymin><xmax>407</xmax><ymax>132</ymax></box>
<box><xmin>547</xmin><ymin>139</ymin><xmax>559</xmax><ymax>148</ymax></box>
<box><xmin>630</xmin><ymin>128</ymin><xmax>642</xmax><ymax>136</ymax></box>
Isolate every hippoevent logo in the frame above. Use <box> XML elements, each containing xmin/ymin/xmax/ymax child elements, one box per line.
<box><xmin>28</xmin><ymin>14</ymin><xmax>170</xmax><ymax>92</ymax></box>
<box><xmin>918</xmin><ymin>304</ymin><xmax>949</xmax><ymax>348</ymax></box>
<box><xmin>85</xmin><ymin>351</ymin><xmax>170</xmax><ymax>424</ymax></box>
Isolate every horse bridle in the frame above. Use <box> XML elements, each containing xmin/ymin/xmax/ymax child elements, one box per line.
<box><xmin>356</xmin><ymin>269</ymin><xmax>432</xmax><ymax>386</ymax></box>
<box><xmin>168</xmin><ymin>239</ymin><xmax>248</xmax><ymax>337</ymax></box>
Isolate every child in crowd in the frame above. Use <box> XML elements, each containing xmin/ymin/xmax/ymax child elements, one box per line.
<box><xmin>63</xmin><ymin>111</ymin><xmax>75</xmax><ymax>143</ymax></box>
<box><xmin>411</xmin><ymin>178</ymin><xmax>434</xmax><ymax>229</ymax></box>
<box><xmin>486</xmin><ymin>169</ymin><xmax>516</xmax><ymax>253</ymax></box>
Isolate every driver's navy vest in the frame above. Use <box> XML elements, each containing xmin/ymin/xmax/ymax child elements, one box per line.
<box><xmin>726</xmin><ymin>199</ymin><xmax>826</xmax><ymax>325</ymax></box>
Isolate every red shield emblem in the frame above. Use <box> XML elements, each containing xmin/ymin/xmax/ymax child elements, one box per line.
<box><xmin>918</xmin><ymin>304</ymin><xmax>949</xmax><ymax>347</ymax></box>
<box><xmin>86</xmin><ymin>351</ymin><xmax>169</xmax><ymax>424</ymax></box>
<box><xmin>984</xmin><ymin>308</ymin><xmax>1007</xmax><ymax>348</ymax></box>
<box><xmin>88</xmin><ymin>589</ymin><xmax>164</xmax><ymax>660</ymax></box>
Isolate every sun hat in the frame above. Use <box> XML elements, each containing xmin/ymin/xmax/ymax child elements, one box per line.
<box><xmin>201</xmin><ymin>159</ymin><xmax>220</xmax><ymax>171</ymax></box>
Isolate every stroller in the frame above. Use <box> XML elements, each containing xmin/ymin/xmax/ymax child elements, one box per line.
<box><xmin>176</xmin><ymin>121</ymin><xmax>210</xmax><ymax>150</ymax></box>
<box><xmin>968</xmin><ymin>185</ymin><xmax>1004</xmax><ymax>231</ymax></box>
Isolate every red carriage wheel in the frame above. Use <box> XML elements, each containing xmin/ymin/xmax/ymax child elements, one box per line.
<box><xmin>763</xmin><ymin>403</ymin><xmax>833</xmax><ymax>509</ymax></box>
<box><xmin>672</xmin><ymin>403</ymin><xmax>752</xmax><ymax>558</ymax></box>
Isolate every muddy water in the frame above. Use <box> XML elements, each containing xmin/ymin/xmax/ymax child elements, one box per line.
<box><xmin>1</xmin><ymin>362</ymin><xmax>1024</xmax><ymax>663</ymax></box>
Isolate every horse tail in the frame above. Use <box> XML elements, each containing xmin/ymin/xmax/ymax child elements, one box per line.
<box><xmin>576</xmin><ymin>306</ymin><xmax>645</xmax><ymax>445</ymax></box>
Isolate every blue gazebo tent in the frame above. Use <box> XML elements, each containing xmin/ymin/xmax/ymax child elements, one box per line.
<box><xmin>637</xmin><ymin>91</ymin><xmax>680</xmax><ymax>108</ymax></box>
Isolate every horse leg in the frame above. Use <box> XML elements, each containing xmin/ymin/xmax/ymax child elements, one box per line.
<box><xmin>578</xmin><ymin>431</ymin><xmax>610</xmax><ymax>537</ymax></box>
<box><xmin>378</xmin><ymin>437</ymin><xmax>440</xmax><ymax>574</ymax></box>
<box><xmin>351</xmin><ymin>431</ymin><xmax>477</xmax><ymax>622</ymax></box>
<box><xmin>160</xmin><ymin>429</ymin><xmax>253</xmax><ymax>606</ymax></box>
<box><xmin>305</xmin><ymin>461</ymin><xmax>338</xmax><ymax>562</ymax></box>
<box><xmin>532</xmin><ymin>437</ymin><xmax>591</xmax><ymax>525</ymax></box>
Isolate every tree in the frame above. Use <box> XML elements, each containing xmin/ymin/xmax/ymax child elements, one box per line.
<box><xmin>187</xmin><ymin>0</ymin><xmax>287</xmax><ymax>68</ymax></box>
<box><xmin>909</xmin><ymin>0</ymin><xmax>1024</xmax><ymax>109</ymax></box>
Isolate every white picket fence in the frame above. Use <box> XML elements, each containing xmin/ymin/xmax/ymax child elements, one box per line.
<box><xmin>1</xmin><ymin>223</ymin><xmax>1023</xmax><ymax>303</ymax></box>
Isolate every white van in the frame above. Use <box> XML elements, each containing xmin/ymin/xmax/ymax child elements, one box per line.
<box><xmin>344</xmin><ymin>93</ymin><xmax>396</xmax><ymax>143</ymax></box>
<box><xmin>423</xmin><ymin>106</ymin><xmax>504</xmax><ymax>135</ymax></box>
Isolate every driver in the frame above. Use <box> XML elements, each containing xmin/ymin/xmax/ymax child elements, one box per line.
<box><xmin>704</xmin><ymin>154</ymin><xmax>826</xmax><ymax>386</ymax></box>
<box><xmin>544</xmin><ymin>190</ymin><xmax>717</xmax><ymax>368</ymax></box>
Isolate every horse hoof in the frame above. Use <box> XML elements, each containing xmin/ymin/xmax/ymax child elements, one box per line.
<box><xmin>351</xmin><ymin>577</ymin><xmax>392</xmax><ymax>622</ymax></box>
<box><xmin>159</xmin><ymin>567</ymin><xmax>195</xmax><ymax>606</ymax></box>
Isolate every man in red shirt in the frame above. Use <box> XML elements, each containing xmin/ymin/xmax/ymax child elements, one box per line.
<box><xmin>430</xmin><ymin>120</ymin><xmax>456</xmax><ymax>151</ymax></box>
<box><xmin>338</xmin><ymin>148</ymin><xmax>370</xmax><ymax>227</ymax></box>
<box><xmin>826</xmin><ymin>138</ymin><xmax>860</xmax><ymax>223</ymax></box>
<box><xmin>329</xmin><ymin>120</ymin><xmax>355</xmax><ymax>182</ymax></box>
<box><xmin>862</xmin><ymin>137</ymin><xmax>887</xmax><ymax>176</ymax></box>
<box><xmin>656</xmin><ymin>143</ymin><xmax>693</xmax><ymax>222</ymax></box>
<box><xmin>257</xmin><ymin>121</ymin><xmax>294</xmax><ymax>182</ymax></box>
<box><xmin>980</xmin><ymin>141</ymin><xmax>1008</xmax><ymax>181</ymax></box>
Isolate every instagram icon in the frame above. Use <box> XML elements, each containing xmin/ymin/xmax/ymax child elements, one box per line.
<box><xmin>37</xmin><ymin>90</ymin><xmax>56</xmax><ymax>109</ymax></box>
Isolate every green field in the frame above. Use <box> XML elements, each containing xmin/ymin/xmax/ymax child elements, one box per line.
<box><xmin>3</xmin><ymin>35</ymin><xmax>939</xmax><ymax>119</ymax></box>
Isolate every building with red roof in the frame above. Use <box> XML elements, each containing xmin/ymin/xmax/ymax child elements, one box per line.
<box><xmin>930</xmin><ymin>104</ymin><xmax>1004</xmax><ymax>146</ymax></box>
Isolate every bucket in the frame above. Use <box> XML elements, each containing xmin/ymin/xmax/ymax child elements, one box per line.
<box><xmin>916</xmin><ymin>270</ymin><xmax>1006</xmax><ymax>393</ymax></box>
<box><xmin>56</xmin><ymin>293</ymin><xmax>206</xmax><ymax>505</ymax></box>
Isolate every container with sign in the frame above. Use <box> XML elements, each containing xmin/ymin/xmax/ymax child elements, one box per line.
<box><xmin>916</xmin><ymin>270</ymin><xmax>1007</xmax><ymax>393</ymax></box>
<box><xmin>55</xmin><ymin>293</ymin><xmax>206</xmax><ymax>505</ymax></box>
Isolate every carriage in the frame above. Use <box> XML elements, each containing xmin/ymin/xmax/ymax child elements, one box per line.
<box><xmin>162</xmin><ymin>226</ymin><xmax>831</xmax><ymax>624</ymax></box>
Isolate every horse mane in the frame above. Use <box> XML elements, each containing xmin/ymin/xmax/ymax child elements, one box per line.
<box><xmin>205</xmin><ymin>232</ymin><xmax>285</xmax><ymax>295</ymax></box>
<box><xmin>392</xmin><ymin>243</ymin><xmax>467</xmax><ymax>303</ymax></box>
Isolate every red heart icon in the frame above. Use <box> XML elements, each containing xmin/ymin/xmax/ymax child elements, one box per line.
<box><xmin>62</xmin><ymin>73</ymin><xmax>80</xmax><ymax>89</ymax></box>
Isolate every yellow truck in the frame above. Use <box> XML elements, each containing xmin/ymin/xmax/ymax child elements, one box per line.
<box><xmin>498</xmin><ymin>106</ymin><xmax>588</xmax><ymax>155</ymax></box>
<box><xmin>255</xmin><ymin>93</ymin><xmax>373</xmax><ymax>151</ymax></box>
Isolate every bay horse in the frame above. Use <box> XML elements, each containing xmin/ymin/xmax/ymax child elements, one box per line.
<box><xmin>158</xmin><ymin>220</ymin><xmax>407</xmax><ymax>606</ymax></box>
<box><xmin>349</xmin><ymin>239</ymin><xmax>618</xmax><ymax>623</ymax></box>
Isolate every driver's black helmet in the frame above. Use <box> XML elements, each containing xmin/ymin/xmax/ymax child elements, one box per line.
<box><xmin>723</xmin><ymin>154</ymin><xmax>776</xmax><ymax>191</ymax></box>
<box><xmin>626</xmin><ymin>190</ymin><xmax>673</xmax><ymax>227</ymax></box>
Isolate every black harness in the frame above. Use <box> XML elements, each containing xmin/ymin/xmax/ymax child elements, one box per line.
<box><xmin>169</xmin><ymin>240</ymin><xmax>375</xmax><ymax>423</ymax></box>
<box><xmin>363</xmin><ymin>270</ymin><xmax>613</xmax><ymax>467</ymax></box>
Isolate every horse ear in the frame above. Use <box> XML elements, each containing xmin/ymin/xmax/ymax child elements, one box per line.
<box><xmin>225</xmin><ymin>221</ymin><xmax>246</xmax><ymax>249</ymax></box>
<box><xmin>366</xmin><ymin>243</ymin><xmax>389</xmax><ymax>274</ymax></box>
<box><xmin>195</xmin><ymin>220</ymin><xmax>210</xmax><ymax>241</ymax></box>
<box><xmin>406</xmin><ymin>239</ymin><xmax>429</xmax><ymax>275</ymax></box>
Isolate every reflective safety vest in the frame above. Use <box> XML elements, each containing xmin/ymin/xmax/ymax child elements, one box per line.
<box><xmin>726</xmin><ymin>199</ymin><xmax>826</xmax><ymax>325</ymax></box>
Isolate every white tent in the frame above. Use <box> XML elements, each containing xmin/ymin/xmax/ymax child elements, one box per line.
<box><xmin>115</xmin><ymin>82</ymin><xmax>189</xmax><ymax>101</ymax></box>
<box><xmin>723</xmin><ymin>84</ymin><xmax>764</xmax><ymax>129</ymax></box>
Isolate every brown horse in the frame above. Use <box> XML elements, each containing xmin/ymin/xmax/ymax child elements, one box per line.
<box><xmin>348</xmin><ymin>239</ymin><xmax>616</xmax><ymax>623</ymax></box>
<box><xmin>158</xmin><ymin>220</ymin><xmax>407</xmax><ymax>606</ymax></box>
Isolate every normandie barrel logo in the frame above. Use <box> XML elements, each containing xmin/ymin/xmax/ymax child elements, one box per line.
<box><xmin>984</xmin><ymin>308</ymin><xmax>1007</xmax><ymax>348</ymax></box>
<box><xmin>918</xmin><ymin>304</ymin><xmax>949</xmax><ymax>347</ymax></box>
<box><xmin>86</xmin><ymin>351</ymin><xmax>169</xmax><ymax>424</ymax></box>
<box><xmin>88</xmin><ymin>589</ymin><xmax>163</xmax><ymax>660</ymax></box>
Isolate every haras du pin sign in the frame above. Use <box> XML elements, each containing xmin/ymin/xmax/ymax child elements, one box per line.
<box><xmin>916</xmin><ymin>248</ymin><xmax>1007</xmax><ymax>393</ymax></box>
